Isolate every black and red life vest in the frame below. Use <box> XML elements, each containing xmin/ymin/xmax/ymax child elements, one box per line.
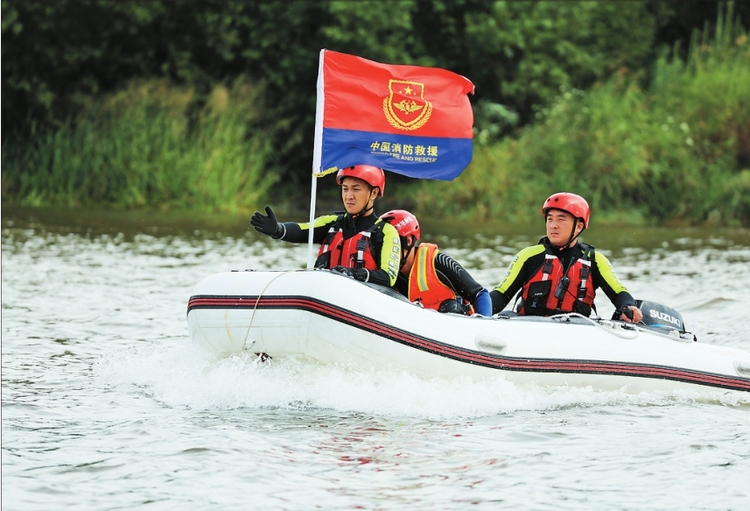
<box><xmin>519</xmin><ymin>243</ymin><xmax>596</xmax><ymax>316</ymax></box>
<box><xmin>314</xmin><ymin>217</ymin><xmax>385</xmax><ymax>271</ymax></box>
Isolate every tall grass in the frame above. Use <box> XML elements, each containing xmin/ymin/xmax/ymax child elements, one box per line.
<box><xmin>2</xmin><ymin>78</ymin><xmax>277</xmax><ymax>212</ymax></box>
<box><xmin>411</xmin><ymin>4</ymin><xmax>750</xmax><ymax>226</ymax></box>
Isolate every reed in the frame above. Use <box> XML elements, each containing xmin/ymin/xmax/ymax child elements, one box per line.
<box><xmin>2</xmin><ymin>78</ymin><xmax>277</xmax><ymax>212</ymax></box>
<box><xmin>409</xmin><ymin>4</ymin><xmax>750</xmax><ymax>226</ymax></box>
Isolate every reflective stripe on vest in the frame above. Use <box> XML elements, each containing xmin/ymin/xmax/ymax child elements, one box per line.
<box><xmin>355</xmin><ymin>232</ymin><xmax>372</xmax><ymax>269</ymax></box>
<box><xmin>541</xmin><ymin>254</ymin><xmax>555</xmax><ymax>281</ymax></box>
<box><xmin>407</xmin><ymin>244</ymin><xmax>457</xmax><ymax>310</ymax></box>
<box><xmin>577</xmin><ymin>259</ymin><xmax>592</xmax><ymax>301</ymax></box>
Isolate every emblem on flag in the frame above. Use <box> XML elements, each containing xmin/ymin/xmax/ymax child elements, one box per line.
<box><xmin>383</xmin><ymin>80</ymin><xmax>433</xmax><ymax>131</ymax></box>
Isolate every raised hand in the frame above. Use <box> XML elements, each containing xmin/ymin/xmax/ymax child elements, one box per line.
<box><xmin>250</xmin><ymin>206</ymin><xmax>282</xmax><ymax>238</ymax></box>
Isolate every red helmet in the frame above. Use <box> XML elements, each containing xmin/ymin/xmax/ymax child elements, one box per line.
<box><xmin>542</xmin><ymin>192</ymin><xmax>590</xmax><ymax>228</ymax></box>
<box><xmin>383</xmin><ymin>209</ymin><xmax>420</xmax><ymax>249</ymax></box>
<box><xmin>336</xmin><ymin>165</ymin><xmax>385</xmax><ymax>197</ymax></box>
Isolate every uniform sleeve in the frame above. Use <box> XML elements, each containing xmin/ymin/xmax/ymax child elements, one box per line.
<box><xmin>368</xmin><ymin>222</ymin><xmax>401</xmax><ymax>287</ymax></box>
<box><xmin>433</xmin><ymin>251</ymin><xmax>485</xmax><ymax>302</ymax></box>
<box><xmin>490</xmin><ymin>245</ymin><xmax>545</xmax><ymax>314</ymax></box>
<box><xmin>592</xmin><ymin>251</ymin><xmax>636</xmax><ymax>310</ymax></box>
<box><xmin>278</xmin><ymin>214</ymin><xmax>339</xmax><ymax>244</ymax></box>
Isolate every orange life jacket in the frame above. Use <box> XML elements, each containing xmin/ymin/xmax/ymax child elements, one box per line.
<box><xmin>406</xmin><ymin>243</ymin><xmax>459</xmax><ymax>310</ymax></box>
<box><xmin>519</xmin><ymin>243</ymin><xmax>596</xmax><ymax>316</ymax></box>
<box><xmin>315</xmin><ymin>219</ymin><xmax>383</xmax><ymax>270</ymax></box>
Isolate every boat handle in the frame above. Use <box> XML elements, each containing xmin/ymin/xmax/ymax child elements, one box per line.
<box><xmin>475</xmin><ymin>336</ymin><xmax>509</xmax><ymax>354</ymax></box>
<box><xmin>734</xmin><ymin>361</ymin><xmax>750</xmax><ymax>379</ymax></box>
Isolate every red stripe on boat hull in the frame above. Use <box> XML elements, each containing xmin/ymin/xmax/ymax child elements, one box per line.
<box><xmin>187</xmin><ymin>295</ymin><xmax>750</xmax><ymax>392</ymax></box>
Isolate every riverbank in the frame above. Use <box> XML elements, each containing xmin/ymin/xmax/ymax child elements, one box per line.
<box><xmin>3</xmin><ymin>9</ymin><xmax>748</xmax><ymax>226</ymax></box>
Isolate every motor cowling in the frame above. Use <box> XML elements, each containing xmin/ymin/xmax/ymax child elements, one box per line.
<box><xmin>636</xmin><ymin>299</ymin><xmax>686</xmax><ymax>332</ymax></box>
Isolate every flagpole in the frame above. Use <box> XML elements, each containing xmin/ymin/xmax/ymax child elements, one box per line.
<box><xmin>307</xmin><ymin>49</ymin><xmax>327</xmax><ymax>269</ymax></box>
<box><xmin>306</xmin><ymin>175</ymin><xmax>317</xmax><ymax>269</ymax></box>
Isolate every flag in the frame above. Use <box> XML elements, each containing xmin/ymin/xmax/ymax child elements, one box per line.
<box><xmin>312</xmin><ymin>50</ymin><xmax>475</xmax><ymax>181</ymax></box>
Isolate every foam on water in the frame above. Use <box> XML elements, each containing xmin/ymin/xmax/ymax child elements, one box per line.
<box><xmin>94</xmin><ymin>341</ymin><xmax>750</xmax><ymax>419</ymax></box>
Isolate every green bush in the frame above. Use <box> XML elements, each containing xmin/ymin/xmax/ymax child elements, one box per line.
<box><xmin>411</xmin><ymin>6</ymin><xmax>750</xmax><ymax>226</ymax></box>
<box><xmin>2</xmin><ymin>78</ymin><xmax>277</xmax><ymax>212</ymax></box>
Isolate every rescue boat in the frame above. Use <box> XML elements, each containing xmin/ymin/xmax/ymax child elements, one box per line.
<box><xmin>186</xmin><ymin>269</ymin><xmax>750</xmax><ymax>394</ymax></box>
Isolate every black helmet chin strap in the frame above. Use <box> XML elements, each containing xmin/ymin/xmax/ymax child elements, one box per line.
<box><xmin>351</xmin><ymin>203</ymin><xmax>374</xmax><ymax>219</ymax></box>
<box><xmin>561</xmin><ymin>221</ymin><xmax>584</xmax><ymax>250</ymax></box>
<box><xmin>400</xmin><ymin>239</ymin><xmax>416</xmax><ymax>266</ymax></box>
<box><xmin>349</xmin><ymin>187</ymin><xmax>377</xmax><ymax>219</ymax></box>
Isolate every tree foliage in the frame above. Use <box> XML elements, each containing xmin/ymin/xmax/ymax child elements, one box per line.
<box><xmin>3</xmin><ymin>0</ymin><xmax>749</xmax><ymax>187</ymax></box>
<box><xmin>412</xmin><ymin>5</ymin><xmax>750</xmax><ymax>226</ymax></box>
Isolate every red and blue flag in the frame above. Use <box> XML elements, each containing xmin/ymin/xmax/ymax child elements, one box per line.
<box><xmin>312</xmin><ymin>50</ymin><xmax>475</xmax><ymax>181</ymax></box>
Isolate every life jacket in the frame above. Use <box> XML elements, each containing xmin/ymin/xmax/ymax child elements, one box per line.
<box><xmin>518</xmin><ymin>242</ymin><xmax>596</xmax><ymax>317</ymax></box>
<box><xmin>407</xmin><ymin>243</ymin><xmax>466</xmax><ymax>312</ymax></box>
<box><xmin>314</xmin><ymin>216</ymin><xmax>384</xmax><ymax>270</ymax></box>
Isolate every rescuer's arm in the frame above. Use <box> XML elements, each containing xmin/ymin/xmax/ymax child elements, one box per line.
<box><xmin>593</xmin><ymin>251</ymin><xmax>642</xmax><ymax>323</ymax></box>
<box><xmin>489</xmin><ymin>245</ymin><xmax>545</xmax><ymax>315</ymax></box>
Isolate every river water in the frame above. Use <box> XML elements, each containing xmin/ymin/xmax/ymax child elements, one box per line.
<box><xmin>2</xmin><ymin>207</ymin><xmax>749</xmax><ymax>510</ymax></box>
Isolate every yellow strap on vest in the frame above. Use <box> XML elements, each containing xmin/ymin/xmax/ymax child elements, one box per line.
<box><xmin>414</xmin><ymin>244</ymin><xmax>436</xmax><ymax>292</ymax></box>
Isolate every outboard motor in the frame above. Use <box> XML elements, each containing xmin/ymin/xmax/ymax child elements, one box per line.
<box><xmin>635</xmin><ymin>299</ymin><xmax>686</xmax><ymax>332</ymax></box>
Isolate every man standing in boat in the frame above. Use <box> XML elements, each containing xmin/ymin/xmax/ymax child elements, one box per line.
<box><xmin>250</xmin><ymin>165</ymin><xmax>401</xmax><ymax>288</ymax></box>
<box><xmin>489</xmin><ymin>192</ymin><xmax>643</xmax><ymax>322</ymax></box>
<box><xmin>384</xmin><ymin>209</ymin><xmax>492</xmax><ymax>316</ymax></box>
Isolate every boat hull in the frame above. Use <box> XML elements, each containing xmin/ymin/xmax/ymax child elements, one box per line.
<box><xmin>187</xmin><ymin>270</ymin><xmax>750</xmax><ymax>393</ymax></box>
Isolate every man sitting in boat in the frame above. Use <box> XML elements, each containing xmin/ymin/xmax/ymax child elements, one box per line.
<box><xmin>489</xmin><ymin>192</ymin><xmax>643</xmax><ymax>322</ymax></box>
<box><xmin>383</xmin><ymin>209</ymin><xmax>492</xmax><ymax>316</ymax></box>
<box><xmin>250</xmin><ymin>165</ymin><xmax>401</xmax><ymax>287</ymax></box>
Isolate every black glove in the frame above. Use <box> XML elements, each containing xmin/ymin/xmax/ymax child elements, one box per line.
<box><xmin>250</xmin><ymin>206</ymin><xmax>283</xmax><ymax>238</ymax></box>
<box><xmin>620</xmin><ymin>305</ymin><xmax>634</xmax><ymax>320</ymax></box>
<box><xmin>331</xmin><ymin>266</ymin><xmax>369</xmax><ymax>282</ymax></box>
<box><xmin>611</xmin><ymin>305</ymin><xmax>634</xmax><ymax>320</ymax></box>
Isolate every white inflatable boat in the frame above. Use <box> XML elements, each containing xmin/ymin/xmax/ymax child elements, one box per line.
<box><xmin>186</xmin><ymin>269</ymin><xmax>750</xmax><ymax>394</ymax></box>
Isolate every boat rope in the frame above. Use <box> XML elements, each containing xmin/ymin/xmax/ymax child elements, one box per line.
<box><xmin>241</xmin><ymin>269</ymin><xmax>301</xmax><ymax>351</ymax></box>
<box><xmin>548</xmin><ymin>312</ymin><xmax>641</xmax><ymax>340</ymax></box>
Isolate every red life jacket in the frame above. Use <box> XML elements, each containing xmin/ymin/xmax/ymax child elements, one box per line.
<box><xmin>315</xmin><ymin>219</ymin><xmax>383</xmax><ymax>270</ymax></box>
<box><xmin>407</xmin><ymin>244</ymin><xmax>460</xmax><ymax>311</ymax></box>
<box><xmin>519</xmin><ymin>243</ymin><xmax>596</xmax><ymax>316</ymax></box>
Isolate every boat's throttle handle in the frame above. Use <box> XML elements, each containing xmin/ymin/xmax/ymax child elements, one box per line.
<box><xmin>620</xmin><ymin>305</ymin><xmax>634</xmax><ymax>320</ymax></box>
